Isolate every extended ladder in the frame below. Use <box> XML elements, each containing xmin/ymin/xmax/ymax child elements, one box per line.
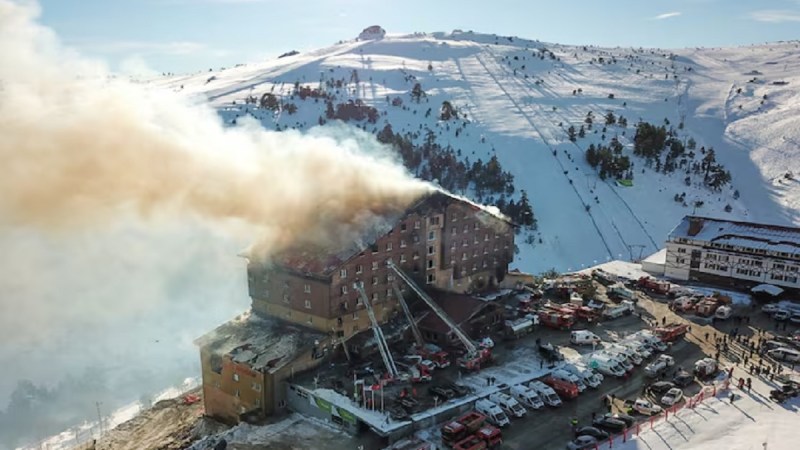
<box><xmin>354</xmin><ymin>282</ymin><xmax>399</xmax><ymax>378</ymax></box>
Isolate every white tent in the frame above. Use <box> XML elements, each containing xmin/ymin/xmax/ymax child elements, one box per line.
<box><xmin>751</xmin><ymin>283</ymin><xmax>783</xmax><ymax>296</ymax></box>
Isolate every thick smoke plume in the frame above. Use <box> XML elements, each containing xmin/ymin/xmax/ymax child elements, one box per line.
<box><xmin>0</xmin><ymin>1</ymin><xmax>429</xmax><ymax>447</ymax></box>
<box><xmin>0</xmin><ymin>0</ymin><xmax>430</xmax><ymax>254</ymax></box>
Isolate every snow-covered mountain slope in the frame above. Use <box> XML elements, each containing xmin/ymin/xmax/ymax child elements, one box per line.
<box><xmin>154</xmin><ymin>32</ymin><xmax>800</xmax><ymax>273</ymax></box>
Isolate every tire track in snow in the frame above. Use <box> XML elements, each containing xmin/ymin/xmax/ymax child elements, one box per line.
<box><xmin>470</xmin><ymin>49</ymin><xmax>614</xmax><ymax>259</ymax></box>
<box><xmin>482</xmin><ymin>47</ymin><xmax>661</xmax><ymax>252</ymax></box>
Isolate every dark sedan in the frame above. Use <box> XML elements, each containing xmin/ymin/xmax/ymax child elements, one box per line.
<box><xmin>673</xmin><ymin>371</ymin><xmax>694</xmax><ymax>387</ymax></box>
<box><xmin>602</xmin><ymin>412</ymin><xmax>635</xmax><ymax>427</ymax></box>
<box><xmin>592</xmin><ymin>416</ymin><xmax>626</xmax><ymax>433</ymax></box>
<box><xmin>647</xmin><ymin>381</ymin><xmax>676</xmax><ymax>395</ymax></box>
<box><xmin>575</xmin><ymin>426</ymin><xmax>610</xmax><ymax>440</ymax></box>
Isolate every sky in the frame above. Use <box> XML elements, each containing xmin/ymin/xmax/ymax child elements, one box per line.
<box><xmin>35</xmin><ymin>0</ymin><xmax>800</xmax><ymax>74</ymax></box>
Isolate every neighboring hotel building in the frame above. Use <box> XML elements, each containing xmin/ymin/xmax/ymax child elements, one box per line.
<box><xmin>664</xmin><ymin>215</ymin><xmax>800</xmax><ymax>291</ymax></box>
<box><xmin>196</xmin><ymin>190</ymin><xmax>515</xmax><ymax>423</ymax></box>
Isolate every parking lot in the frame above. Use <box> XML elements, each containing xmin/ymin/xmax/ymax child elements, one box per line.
<box><xmin>494</xmin><ymin>297</ymin><xmax>709</xmax><ymax>450</ymax></box>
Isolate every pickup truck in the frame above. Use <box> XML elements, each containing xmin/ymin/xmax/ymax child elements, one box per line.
<box><xmin>602</xmin><ymin>301</ymin><xmax>635</xmax><ymax>320</ymax></box>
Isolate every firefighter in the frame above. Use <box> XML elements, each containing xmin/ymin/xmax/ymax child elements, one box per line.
<box><xmin>570</xmin><ymin>416</ymin><xmax>578</xmax><ymax>433</ymax></box>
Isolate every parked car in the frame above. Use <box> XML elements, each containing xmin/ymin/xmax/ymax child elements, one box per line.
<box><xmin>762</xmin><ymin>303</ymin><xmax>780</xmax><ymax>314</ymax></box>
<box><xmin>631</xmin><ymin>398</ymin><xmax>663</xmax><ymax>416</ymax></box>
<box><xmin>591</xmin><ymin>416</ymin><xmax>626</xmax><ymax>432</ymax></box>
<box><xmin>767</xmin><ymin>347</ymin><xmax>800</xmax><ymax>363</ymax></box>
<box><xmin>672</xmin><ymin>370</ymin><xmax>694</xmax><ymax>387</ymax></box>
<box><xmin>660</xmin><ymin>388</ymin><xmax>684</xmax><ymax>406</ymax></box>
<box><xmin>443</xmin><ymin>381</ymin><xmax>472</xmax><ymax>397</ymax></box>
<box><xmin>566</xmin><ymin>436</ymin><xmax>598</xmax><ymax>450</ymax></box>
<box><xmin>774</xmin><ymin>310</ymin><xmax>791</xmax><ymax>321</ymax></box>
<box><xmin>575</xmin><ymin>426</ymin><xmax>610</xmax><ymax>440</ymax></box>
<box><xmin>647</xmin><ymin>381</ymin><xmax>676</xmax><ymax>395</ymax></box>
<box><xmin>790</xmin><ymin>313</ymin><xmax>800</xmax><ymax>325</ymax></box>
<box><xmin>644</xmin><ymin>354</ymin><xmax>675</xmax><ymax>378</ymax></box>
<box><xmin>429</xmin><ymin>386</ymin><xmax>456</xmax><ymax>400</ymax></box>
<box><xmin>601</xmin><ymin>412</ymin><xmax>635</xmax><ymax>427</ymax></box>
<box><xmin>570</xmin><ymin>330</ymin><xmax>602</xmax><ymax>345</ymax></box>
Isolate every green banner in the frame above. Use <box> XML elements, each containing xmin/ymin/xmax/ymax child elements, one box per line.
<box><xmin>314</xmin><ymin>397</ymin><xmax>332</xmax><ymax>413</ymax></box>
<box><xmin>336</xmin><ymin>406</ymin><xmax>357</xmax><ymax>425</ymax></box>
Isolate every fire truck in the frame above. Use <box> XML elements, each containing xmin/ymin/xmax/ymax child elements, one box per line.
<box><xmin>637</xmin><ymin>277</ymin><xmax>671</xmax><ymax>295</ymax></box>
<box><xmin>653</xmin><ymin>323</ymin><xmax>689</xmax><ymax>343</ymax></box>
<box><xmin>441</xmin><ymin>411</ymin><xmax>503</xmax><ymax>449</ymax></box>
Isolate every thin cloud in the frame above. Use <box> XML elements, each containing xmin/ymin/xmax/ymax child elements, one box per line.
<box><xmin>749</xmin><ymin>9</ymin><xmax>800</xmax><ymax>23</ymax></box>
<box><xmin>653</xmin><ymin>11</ymin><xmax>682</xmax><ymax>20</ymax></box>
<box><xmin>69</xmin><ymin>39</ymin><xmax>225</xmax><ymax>56</ymax></box>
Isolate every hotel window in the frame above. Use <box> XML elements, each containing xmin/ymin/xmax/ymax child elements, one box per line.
<box><xmin>427</xmin><ymin>259</ymin><xmax>434</xmax><ymax>269</ymax></box>
<box><xmin>485</xmin><ymin>233</ymin><xmax>490</xmax><ymax>242</ymax></box>
<box><xmin>473</xmin><ymin>236</ymin><xmax>479</xmax><ymax>244</ymax></box>
<box><xmin>451</xmin><ymin>242</ymin><xmax>456</xmax><ymax>250</ymax></box>
<box><xmin>356</xmin><ymin>264</ymin><xmax>363</xmax><ymax>274</ymax></box>
<box><xmin>372</xmin><ymin>292</ymin><xmax>379</xmax><ymax>302</ymax></box>
<box><xmin>428</xmin><ymin>230</ymin><xmax>436</xmax><ymax>241</ymax></box>
<box><xmin>483</xmin><ymin>260</ymin><xmax>488</xmax><ymax>268</ymax></box>
<box><xmin>427</xmin><ymin>273</ymin><xmax>436</xmax><ymax>284</ymax></box>
<box><xmin>462</xmin><ymin>240</ymin><xmax>468</xmax><ymax>247</ymax></box>
<box><xmin>413</xmin><ymin>234</ymin><xmax>420</xmax><ymax>243</ymax></box>
<box><xmin>387</xmin><ymin>289</ymin><xmax>393</xmax><ymax>297</ymax></box>
<box><xmin>304</xmin><ymin>299</ymin><xmax>311</xmax><ymax>309</ymax></box>
<box><xmin>428</xmin><ymin>245</ymin><xmax>435</xmax><ymax>255</ymax></box>
<box><xmin>372</xmin><ymin>276</ymin><xmax>378</xmax><ymax>286</ymax></box>
<box><xmin>352</xmin><ymin>312</ymin><xmax>359</xmax><ymax>320</ymax></box>
<box><xmin>235</xmin><ymin>389</ymin><xmax>240</xmax><ymax>398</ymax></box>
<box><xmin>451</xmin><ymin>227</ymin><xmax>457</xmax><ymax>236</ymax></box>
<box><xmin>252</xmin><ymin>382</ymin><xmax>261</xmax><ymax>392</ymax></box>
<box><xmin>282</xmin><ymin>293</ymin><xmax>290</xmax><ymax>303</ymax></box>
<box><xmin>372</xmin><ymin>261</ymin><xmax>379</xmax><ymax>270</ymax></box>
<box><xmin>463</xmin><ymin>225</ymin><xmax>468</xmax><ymax>234</ymax></box>
<box><xmin>401</xmin><ymin>222</ymin><xmax>407</xmax><ymax>232</ymax></box>
<box><xmin>430</xmin><ymin>216</ymin><xmax>440</xmax><ymax>226</ymax></box>
<box><xmin>255</xmin><ymin>398</ymin><xmax>261</xmax><ymax>407</ymax></box>
<box><xmin>400</xmin><ymin>239</ymin><xmax>407</xmax><ymax>248</ymax></box>
<box><xmin>340</xmin><ymin>268</ymin><xmax>347</xmax><ymax>279</ymax></box>
<box><xmin>400</xmin><ymin>254</ymin><xmax>407</xmax><ymax>263</ymax></box>
<box><xmin>413</xmin><ymin>251</ymin><xmax>420</xmax><ymax>260</ymax></box>
<box><xmin>303</xmin><ymin>284</ymin><xmax>311</xmax><ymax>293</ymax></box>
<box><xmin>414</xmin><ymin>220</ymin><xmax>421</xmax><ymax>229</ymax></box>
<box><xmin>233</xmin><ymin>373</ymin><xmax>240</xmax><ymax>382</ymax></box>
<box><xmin>340</xmin><ymin>285</ymin><xmax>348</xmax><ymax>295</ymax></box>
<box><xmin>386</xmin><ymin>242</ymin><xmax>393</xmax><ymax>252</ymax></box>
<box><xmin>474</xmin><ymin>223</ymin><xmax>479</xmax><ymax>230</ymax></box>
<box><xmin>462</xmin><ymin>253</ymin><xmax>467</xmax><ymax>261</ymax></box>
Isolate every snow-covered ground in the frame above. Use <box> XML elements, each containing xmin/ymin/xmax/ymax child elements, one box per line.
<box><xmin>615</xmin><ymin>370</ymin><xmax>799</xmax><ymax>450</ymax></box>
<box><xmin>154</xmin><ymin>32</ymin><xmax>800</xmax><ymax>274</ymax></box>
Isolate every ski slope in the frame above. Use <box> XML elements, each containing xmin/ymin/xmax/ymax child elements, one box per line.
<box><xmin>155</xmin><ymin>31</ymin><xmax>800</xmax><ymax>273</ymax></box>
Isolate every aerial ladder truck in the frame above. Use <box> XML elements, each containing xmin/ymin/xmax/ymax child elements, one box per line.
<box><xmin>392</xmin><ymin>283</ymin><xmax>451</xmax><ymax>369</ymax></box>
<box><xmin>354</xmin><ymin>282</ymin><xmax>400</xmax><ymax>381</ymax></box>
<box><xmin>387</xmin><ymin>261</ymin><xmax>491</xmax><ymax>371</ymax></box>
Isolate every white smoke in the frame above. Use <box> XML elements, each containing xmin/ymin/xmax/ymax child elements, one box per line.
<box><xmin>0</xmin><ymin>1</ymin><xmax>429</xmax><ymax>446</ymax></box>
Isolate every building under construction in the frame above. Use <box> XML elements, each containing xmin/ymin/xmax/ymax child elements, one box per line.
<box><xmin>195</xmin><ymin>190</ymin><xmax>517</xmax><ymax>426</ymax></box>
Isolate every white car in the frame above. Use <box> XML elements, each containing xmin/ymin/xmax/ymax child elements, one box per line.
<box><xmin>762</xmin><ymin>303</ymin><xmax>780</xmax><ymax>314</ymax></box>
<box><xmin>632</xmin><ymin>398</ymin><xmax>663</xmax><ymax>416</ymax></box>
<box><xmin>774</xmin><ymin>310</ymin><xmax>791</xmax><ymax>321</ymax></box>
<box><xmin>660</xmin><ymin>388</ymin><xmax>684</xmax><ymax>406</ymax></box>
<box><xmin>480</xmin><ymin>337</ymin><xmax>495</xmax><ymax>349</ymax></box>
<box><xmin>419</xmin><ymin>360</ymin><xmax>437</xmax><ymax>372</ymax></box>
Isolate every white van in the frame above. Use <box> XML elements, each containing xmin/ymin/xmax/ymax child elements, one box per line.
<box><xmin>767</xmin><ymin>347</ymin><xmax>800</xmax><ymax>363</ymax></box>
<box><xmin>509</xmin><ymin>384</ymin><xmax>544</xmax><ymax>409</ymax></box>
<box><xmin>587</xmin><ymin>354</ymin><xmax>626</xmax><ymax>377</ymax></box>
<box><xmin>603</xmin><ymin>345</ymin><xmax>642</xmax><ymax>366</ymax></box>
<box><xmin>564</xmin><ymin>364</ymin><xmax>603</xmax><ymax>388</ymax></box>
<box><xmin>715</xmin><ymin>305</ymin><xmax>732</xmax><ymax>320</ymax></box>
<box><xmin>625</xmin><ymin>341</ymin><xmax>652</xmax><ymax>359</ymax></box>
<box><xmin>629</xmin><ymin>331</ymin><xmax>668</xmax><ymax>353</ymax></box>
<box><xmin>527</xmin><ymin>380</ymin><xmax>562</xmax><ymax>407</ymax></box>
<box><xmin>488</xmin><ymin>392</ymin><xmax>527</xmax><ymax>418</ymax></box>
<box><xmin>632</xmin><ymin>398</ymin><xmax>662</xmax><ymax>416</ymax></box>
<box><xmin>475</xmin><ymin>399</ymin><xmax>511</xmax><ymax>427</ymax></box>
<box><xmin>552</xmin><ymin>369</ymin><xmax>587</xmax><ymax>392</ymax></box>
<box><xmin>570</xmin><ymin>330</ymin><xmax>602</xmax><ymax>346</ymax></box>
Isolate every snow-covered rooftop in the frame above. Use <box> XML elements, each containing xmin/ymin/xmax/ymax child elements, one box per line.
<box><xmin>194</xmin><ymin>312</ymin><xmax>325</xmax><ymax>373</ymax></box>
<box><xmin>670</xmin><ymin>216</ymin><xmax>800</xmax><ymax>255</ymax></box>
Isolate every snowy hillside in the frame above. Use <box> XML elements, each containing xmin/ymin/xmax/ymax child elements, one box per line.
<box><xmin>155</xmin><ymin>31</ymin><xmax>800</xmax><ymax>273</ymax></box>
